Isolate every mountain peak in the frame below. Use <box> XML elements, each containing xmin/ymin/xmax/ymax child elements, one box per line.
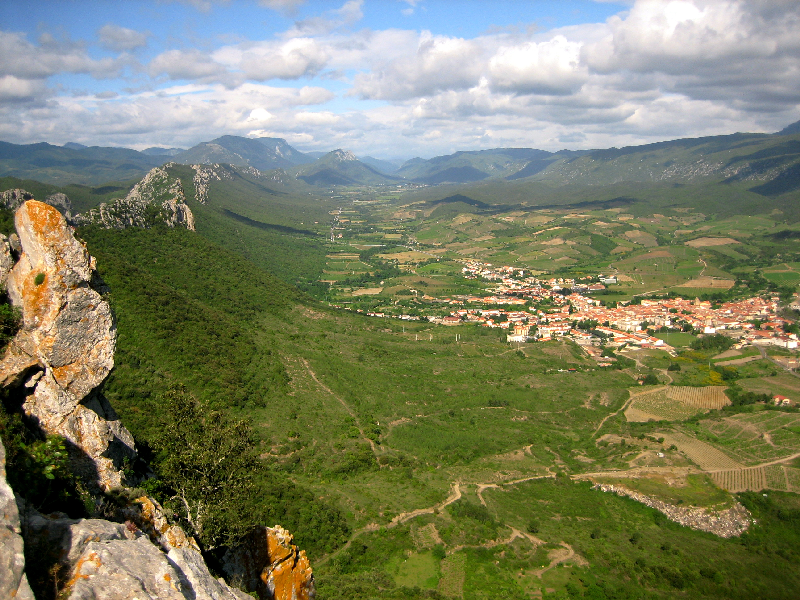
<box><xmin>330</xmin><ymin>149</ymin><xmax>358</xmax><ymax>162</ymax></box>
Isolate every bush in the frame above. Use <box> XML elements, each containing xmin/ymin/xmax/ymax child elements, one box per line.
<box><xmin>690</xmin><ymin>334</ymin><xmax>734</xmax><ymax>352</ymax></box>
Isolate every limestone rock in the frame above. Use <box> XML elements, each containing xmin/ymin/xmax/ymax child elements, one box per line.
<box><xmin>0</xmin><ymin>233</ymin><xmax>13</xmax><ymax>286</ymax></box>
<box><xmin>76</xmin><ymin>165</ymin><xmax>195</xmax><ymax>230</ymax></box>
<box><xmin>0</xmin><ymin>437</ymin><xmax>35</xmax><ymax>600</ymax></box>
<box><xmin>192</xmin><ymin>164</ymin><xmax>233</xmax><ymax>204</ymax></box>
<box><xmin>0</xmin><ymin>200</ymin><xmax>135</xmax><ymax>491</ymax></box>
<box><xmin>116</xmin><ymin>495</ymin><xmax>199</xmax><ymax>553</ymax></box>
<box><xmin>222</xmin><ymin>525</ymin><xmax>315</xmax><ymax>600</ymax></box>
<box><xmin>0</xmin><ymin>188</ymin><xmax>73</xmax><ymax>219</ymax></box>
<box><xmin>21</xmin><ymin>505</ymin><xmax>251</xmax><ymax>600</ymax></box>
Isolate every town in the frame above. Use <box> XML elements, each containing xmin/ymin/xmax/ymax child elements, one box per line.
<box><xmin>354</xmin><ymin>259</ymin><xmax>797</xmax><ymax>359</ymax></box>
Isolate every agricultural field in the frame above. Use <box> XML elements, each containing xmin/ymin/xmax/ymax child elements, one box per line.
<box><xmin>660</xmin><ymin>432</ymin><xmax>743</xmax><ymax>471</ymax></box>
<box><xmin>626</xmin><ymin>387</ymin><xmax>729</xmax><ymax>422</ymax></box>
<box><xmin>67</xmin><ymin>174</ymin><xmax>800</xmax><ymax>600</ymax></box>
<box><xmin>695</xmin><ymin>411</ymin><xmax>800</xmax><ymax>466</ymax></box>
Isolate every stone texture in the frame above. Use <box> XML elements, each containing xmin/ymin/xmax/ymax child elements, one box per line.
<box><xmin>21</xmin><ymin>505</ymin><xmax>251</xmax><ymax>600</ymax></box>
<box><xmin>76</xmin><ymin>165</ymin><xmax>195</xmax><ymax>230</ymax></box>
<box><xmin>0</xmin><ymin>437</ymin><xmax>35</xmax><ymax>600</ymax></box>
<box><xmin>0</xmin><ymin>200</ymin><xmax>135</xmax><ymax>491</ymax></box>
<box><xmin>222</xmin><ymin>525</ymin><xmax>315</xmax><ymax>600</ymax></box>
<box><xmin>0</xmin><ymin>188</ymin><xmax>72</xmax><ymax>219</ymax></box>
<box><xmin>593</xmin><ymin>483</ymin><xmax>752</xmax><ymax>537</ymax></box>
<box><xmin>0</xmin><ymin>233</ymin><xmax>13</xmax><ymax>287</ymax></box>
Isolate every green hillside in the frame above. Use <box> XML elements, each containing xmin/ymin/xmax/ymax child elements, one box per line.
<box><xmin>0</xmin><ymin>141</ymin><xmax>166</xmax><ymax>185</ymax></box>
<box><xmin>5</xmin><ymin>123</ymin><xmax>800</xmax><ymax>598</ymax></box>
<box><xmin>77</xmin><ymin>218</ymin><xmax>800</xmax><ymax>600</ymax></box>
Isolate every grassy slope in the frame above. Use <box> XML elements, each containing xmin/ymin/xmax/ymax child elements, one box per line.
<box><xmin>79</xmin><ymin>218</ymin><xmax>800</xmax><ymax>598</ymax></box>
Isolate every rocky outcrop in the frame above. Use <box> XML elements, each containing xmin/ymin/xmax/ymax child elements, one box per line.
<box><xmin>192</xmin><ymin>164</ymin><xmax>233</xmax><ymax>204</ymax></box>
<box><xmin>0</xmin><ymin>199</ymin><xmax>315</xmax><ymax>600</ymax></box>
<box><xmin>0</xmin><ymin>437</ymin><xmax>35</xmax><ymax>600</ymax></box>
<box><xmin>0</xmin><ymin>200</ymin><xmax>135</xmax><ymax>491</ymax></box>
<box><xmin>20</xmin><ymin>501</ymin><xmax>251</xmax><ymax>600</ymax></box>
<box><xmin>593</xmin><ymin>483</ymin><xmax>752</xmax><ymax>537</ymax></box>
<box><xmin>1</xmin><ymin>188</ymin><xmax>73</xmax><ymax>219</ymax></box>
<box><xmin>76</xmin><ymin>165</ymin><xmax>195</xmax><ymax>230</ymax></box>
<box><xmin>222</xmin><ymin>525</ymin><xmax>315</xmax><ymax>600</ymax></box>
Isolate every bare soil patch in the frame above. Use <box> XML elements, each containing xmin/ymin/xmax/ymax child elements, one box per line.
<box><xmin>685</xmin><ymin>237</ymin><xmax>740</xmax><ymax>247</ymax></box>
<box><xmin>676</xmin><ymin>277</ymin><xmax>735</xmax><ymax>289</ymax></box>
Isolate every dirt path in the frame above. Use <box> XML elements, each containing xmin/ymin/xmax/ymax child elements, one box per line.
<box><xmin>388</xmin><ymin>482</ymin><xmax>462</xmax><ymax>526</ymax></box>
<box><xmin>300</xmin><ymin>357</ymin><xmax>378</xmax><ymax>456</ymax></box>
<box><xmin>447</xmin><ymin>526</ymin><xmax>546</xmax><ymax>555</ymax></box>
<box><xmin>592</xmin><ymin>386</ymin><xmax>670</xmax><ymax>437</ymax></box>
<box><xmin>532</xmin><ymin>542</ymin><xmax>576</xmax><ymax>578</ymax></box>
<box><xmin>476</xmin><ymin>474</ymin><xmax>555</xmax><ymax>506</ymax></box>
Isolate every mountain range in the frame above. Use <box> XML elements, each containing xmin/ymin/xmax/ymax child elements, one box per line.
<box><xmin>1</xmin><ymin>121</ymin><xmax>799</xmax><ymax>194</ymax></box>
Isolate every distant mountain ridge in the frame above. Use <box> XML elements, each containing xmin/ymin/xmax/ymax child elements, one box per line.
<box><xmin>173</xmin><ymin>135</ymin><xmax>315</xmax><ymax>171</ymax></box>
<box><xmin>0</xmin><ymin>141</ymin><xmax>167</xmax><ymax>186</ymax></box>
<box><xmin>396</xmin><ymin>147</ymin><xmax>588</xmax><ymax>184</ymax></box>
<box><xmin>290</xmin><ymin>149</ymin><xmax>402</xmax><ymax>186</ymax></box>
<box><xmin>2</xmin><ymin>119</ymin><xmax>800</xmax><ymax>190</ymax></box>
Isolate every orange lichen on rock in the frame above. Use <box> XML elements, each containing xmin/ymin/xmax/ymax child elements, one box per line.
<box><xmin>0</xmin><ymin>199</ymin><xmax>132</xmax><ymax>492</ymax></box>
<box><xmin>222</xmin><ymin>525</ymin><xmax>315</xmax><ymax>600</ymax></box>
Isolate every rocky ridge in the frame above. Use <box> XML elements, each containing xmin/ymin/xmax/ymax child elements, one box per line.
<box><xmin>192</xmin><ymin>164</ymin><xmax>233</xmax><ymax>204</ymax></box>
<box><xmin>0</xmin><ymin>200</ymin><xmax>135</xmax><ymax>491</ymax></box>
<box><xmin>0</xmin><ymin>199</ymin><xmax>315</xmax><ymax>600</ymax></box>
<box><xmin>593</xmin><ymin>483</ymin><xmax>752</xmax><ymax>538</ymax></box>
<box><xmin>75</xmin><ymin>165</ymin><xmax>195</xmax><ymax>230</ymax></box>
<box><xmin>1</xmin><ymin>188</ymin><xmax>73</xmax><ymax>220</ymax></box>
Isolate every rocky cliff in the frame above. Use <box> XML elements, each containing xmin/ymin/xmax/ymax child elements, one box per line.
<box><xmin>1</xmin><ymin>188</ymin><xmax>73</xmax><ymax>220</ymax></box>
<box><xmin>75</xmin><ymin>165</ymin><xmax>195</xmax><ymax>230</ymax></box>
<box><xmin>0</xmin><ymin>200</ymin><xmax>134</xmax><ymax>491</ymax></box>
<box><xmin>0</xmin><ymin>199</ymin><xmax>314</xmax><ymax>600</ymax></box>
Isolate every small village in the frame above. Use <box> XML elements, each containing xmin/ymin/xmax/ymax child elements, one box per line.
<box><xmin>358</xmin><ymin>259</ymin><xmax>798</xmax><ymax>359</ymax></box>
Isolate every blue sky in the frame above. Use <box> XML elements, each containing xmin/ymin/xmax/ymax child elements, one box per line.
<box><xmin>1</xmin><ymin>1</ymin><xmax>799</xmax><ymax>159</ymax></box>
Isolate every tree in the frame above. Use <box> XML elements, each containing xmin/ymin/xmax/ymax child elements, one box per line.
<box><xmin>150</xmin><ymin>386</ymin><xmax>263</xmax><ymax>549</ymax></box>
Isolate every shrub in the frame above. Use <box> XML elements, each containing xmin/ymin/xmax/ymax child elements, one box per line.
<box><xmin>34</xmin><ymin>272</ymin><xmax>45</xmax><ymax>286</ymax></box>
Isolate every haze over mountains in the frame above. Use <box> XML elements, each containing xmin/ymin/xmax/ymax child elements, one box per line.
<box><xmin>1</xmin><ymin>121</ymin><xmax>799</xmax><ymax>196</ymax></box>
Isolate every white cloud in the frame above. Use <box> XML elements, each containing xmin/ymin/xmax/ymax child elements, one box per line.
<box><xmin>488</xmin><ymin>36</ymin><xmax>587</xmax><ymax>95</ymax></box>
<box><xmin>284</xmin><ymin>0</ymin><xmax>364</xmax><ymax>37</ymax></box>
<box><xmin>0</xmin><ymin>31</ymin><xmax>127</xmax><ymax>81</ymax></box>
<box><xmin>294</xmin><ymin>110</ymin><xmax>340</xmax><ymax>125</ymax></box>
<box><xmin>246</xmin><ymin>107</ymin><xmax>274</xmax><ymax>123</ymax></box>
<box><xmin>148</xmin><ymin>49</ymin><xmax>235</xmax><ymax>85</ymax></box>
<box><xmin>353</xmin><ymin>32</ymin><xmax>484</xmax><ymax>100</ymax></box>
<box><xmin>237</xmin><ymin>38</ymin><xmax>330</xmax><ymax>80</ymax></box>
<box><xmin>0</xmin><ymin>75</ymin><xmax>48</xmax><ymax>103</ymax></box>
<box><xmin>97</xmin><ymin>24</ymin><xmax>150</xmax><ymax>52</ymax></box>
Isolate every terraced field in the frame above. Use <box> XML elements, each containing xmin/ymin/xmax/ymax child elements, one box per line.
<box><xmin>661</xmin><ymin>432</ymin><xmax>743</xmax><ymax>471</ymax></box>
<box><xmin>710</xmin><ymin>467</ymin><xmax>767</xmax><ymax>492</ymax></box>
<box><xmin>701</xmin><ymin>412</ymin><xmax>800</xmax><ymax>466</ymax></box>
<box><xmin>711</xmin><ymin>465</ymin><xmax>800</xmax><ymax>493</ymax></box>
<box><xmin>626</xmin><ymin>386</ymin><xmax>729</xmax><ymax>422</ymax></box>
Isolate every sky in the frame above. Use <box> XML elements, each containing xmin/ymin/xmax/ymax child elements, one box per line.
<box><xmin>1</xmin><ymin>0</ymin><xmax>799</xmax><ymax>159</ymax></box>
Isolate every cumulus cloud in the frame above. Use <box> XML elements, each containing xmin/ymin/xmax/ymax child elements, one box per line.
<box><xmin>97</xmin><ymin>24</ymin><xmax>149</xmax><ymax>52</ymax></box>
<box><xmin>0</xmin><ymin>75</ymin><xmax>49</xmax><ymax>104</ymax></box>
<box><xmin>284</xmin><ymin>0</ymin><xmax>364</xmax><ymax>37</ymax></box>
<box><xmin>0</xmin><ymin>31</ymin><xmax>127</xmax><ymax>80</ymax></box>
<box><xmin>294</xmin><ymin>110</ymin><xmax>340</xmax><ymax>125</ymax></box>
<box><xmin>148</xmin><ymin>49</ymin><xmax>236</xmax><ymax>85</ymax></box>
<box><xmin>237</xmin><ymin>38</ymin><xmax>330</xmax><ymax>80</ymax></box>
<box><xmin>353</xmin><ymin>32</ymin><xmax>484</xmax><ymax>100</ymax></box>
<box><xmin>0</xmin><ymin>81</ymin><xmax>336</xmax><ymax>148</ymax></box>
<box><xmin>488</xmin><ymin>36</ymin><xmax>587</xmax><ymax>95</ymax></box>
